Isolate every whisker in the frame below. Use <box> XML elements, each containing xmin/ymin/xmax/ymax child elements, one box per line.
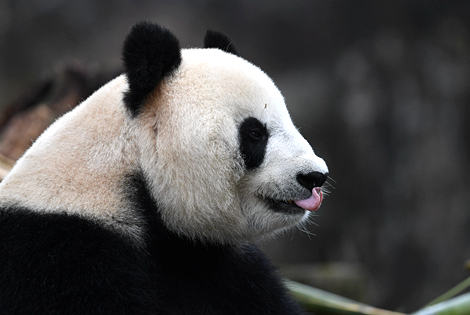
<box><xmin>323</xmin><ymin>181</ymin><xmax>336</xmax><ymax>191</ymax></box>
<box><xmin>296</xmin><ymin>224</ymin><xmax>315</xmax><ymax>239</ymax></box>
<box><xmin>325</xmin><ymin>179</ymin><xmax>335</xmax><ymax>187</ymax></box>
<box><xmin>326</xmin><ymin>176</ymin><xmax>337</xmax><ymax>184</ymax></box>
<box><xmin>295</xmin><ymin>214</ymin><xmax>319</xmax><ymax>239</ymax></box>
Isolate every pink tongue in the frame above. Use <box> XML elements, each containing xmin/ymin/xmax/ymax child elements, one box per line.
<box><xmin>294</xmin><ymin>187</ymin><xmax>323</xmax><ymax>211</ymax></box>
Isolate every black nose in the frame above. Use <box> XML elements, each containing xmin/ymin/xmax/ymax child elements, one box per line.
<box><xmin>296</xmin><ymin>171</ymin><xmax>328</xmax><ymax>191</ymax></box>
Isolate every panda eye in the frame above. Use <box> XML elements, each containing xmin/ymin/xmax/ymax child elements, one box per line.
<box><xmin>239</xmin><ymin>117</ymin><xmax>269</xmax><ymax>144</ymax></box>
<box><xmin>249</xmin><ymin>129</ymin><xmax>264</xmax><ymax>140</ymax></box>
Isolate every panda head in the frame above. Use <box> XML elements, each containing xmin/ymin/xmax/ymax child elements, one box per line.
<box><xmin>123</xmin><ymin>23</ymin><xmax>328</xmax><ymax>243</ymax></box>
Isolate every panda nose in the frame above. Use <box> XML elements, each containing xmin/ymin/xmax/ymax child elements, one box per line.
<box><xmin>296</xmin><ymin>171</ymin><xmax>328</xmax><ymax>191</ymax></box>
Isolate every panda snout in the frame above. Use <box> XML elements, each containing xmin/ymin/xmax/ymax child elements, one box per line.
<box><xmin>296</xmin><ymin>171</ymin><xmax>328</xmax><ymax>191</ymax></box>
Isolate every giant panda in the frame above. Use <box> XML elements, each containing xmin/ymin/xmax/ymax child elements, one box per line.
<box><xmin>0</xmin><ymin>22</ymin><xmax>328</xmax><ymax>314</ymax></box>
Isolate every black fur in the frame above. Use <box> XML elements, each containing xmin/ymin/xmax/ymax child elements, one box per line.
<box><xmin>122</xmin><ymin>22</ymin><xmax>181</xmax><ymax>117</ymax></box>
<box><xmin>239</xmin><ymin>117</ymin><xmax>269</xmax><ymax>169</ymax></box>
<box><xmin>204</xmin><ymin>30</ymin><xmax>239</xmax><ymax>55</ymax></box>
<box><xmin>0</xmin><ymin>172</ymin><xmax>304</xmax><ymax>314</ymax></box>
<box><xmin>0</xmin><ymin>207</ymin><xmax>158</xmax><ymax>314</ymax></box>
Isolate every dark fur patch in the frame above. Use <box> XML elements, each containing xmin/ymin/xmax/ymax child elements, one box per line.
<box><xmin>0</xmin><ymin>172</ymin><xmax>303</xmax><ymax>314</ymax></box>
<box><xmin>204</xmin><ymin>30</ymin><xmax>239</xmax><ymax>55</ymax></box>
<box><xmin>239</xmin><ymin>117</ymin><xmax>269</xmax><ymax>169</ymax></box>
<box><xmin>0</xmin><ymin>207</ymin><xmax>158</xmax><ymax>314</ymax></box>
<box><xmin>122</xmin><ymin>22</ymin><xmax>181</xmax><ymax>117</ymax></box>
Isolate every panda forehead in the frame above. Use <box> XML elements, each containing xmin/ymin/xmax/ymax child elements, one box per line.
<box><xmin>180</xmin><ymin>48</ymin><xmax>264</xmax><ymax>77</ymax></box>
<box><xmin>175</xmin><ymin>48</ymin><xmax>290</xmax><ymax>124</ymax></box>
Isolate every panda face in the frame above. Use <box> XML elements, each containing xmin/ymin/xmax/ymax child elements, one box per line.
<box><xmin>134</xmin><ymin>47</ymin><xmax>328</xmax><ymax>243</ymax></box>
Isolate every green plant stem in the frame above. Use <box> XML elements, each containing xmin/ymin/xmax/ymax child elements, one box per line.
<box><xmin>286</xmin><ymin>280</ymin><xmax>405</xmax><ymax>315</ymax></box>
<box><xmin>426</xmin><ymin>276</ymin><xmax>470</xmax><ymax>306</ymax></box>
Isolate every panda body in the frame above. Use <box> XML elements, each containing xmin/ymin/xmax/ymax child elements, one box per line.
<box><xmin>0</xmin><ymin>174</ymin><xmax>301</xmax><ymax>314</ymax></box>
<box><xmin>0</xmin><ymin>23</ymin><xmax>328</xmax><ymax>314</ymax></box>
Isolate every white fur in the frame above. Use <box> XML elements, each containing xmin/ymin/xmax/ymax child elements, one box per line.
<box><xmin>0</xmin><ymin>48</ymin><xmax>328</xmax><ymax>244</ymax></box>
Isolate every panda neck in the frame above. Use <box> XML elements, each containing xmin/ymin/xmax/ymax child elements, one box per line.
<box><xmin>124</xmin><ymin>170</ymin><xmax>238</xmax><ymax>252</ymax></box>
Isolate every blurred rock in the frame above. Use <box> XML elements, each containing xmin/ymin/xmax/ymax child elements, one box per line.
<box><xmin>0</xmin><ymin>63</ymin><xmax>118</xmax><ymax>160</ymax></box>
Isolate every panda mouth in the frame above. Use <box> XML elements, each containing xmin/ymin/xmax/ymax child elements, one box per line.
<box><xmin>265</xmin><ymin>198</ymin><xmax>306</xmax><ymax>214</ymax></box>
<box><xmin>264</xmin><ymin>188</ymin><xmax>323</xmax><ymax>215</ymax></box>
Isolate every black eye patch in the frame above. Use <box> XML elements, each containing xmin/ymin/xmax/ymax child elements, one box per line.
<box><xmin>238</xmin><ymin>117</ymin><xmax>269</xmax><ymax>170</ymax></box>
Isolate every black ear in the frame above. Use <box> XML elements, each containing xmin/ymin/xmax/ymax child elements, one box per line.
<box><xmin>122</xmin><ymin>22</ymin><xmax>181</xmax><ymax>116</ymax></box>
<box><xmin>203</xmin><ymin>30</ymin><xmax>238</xmax><ymax>55</ymax></box>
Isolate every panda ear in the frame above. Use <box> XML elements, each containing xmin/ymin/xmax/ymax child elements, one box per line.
<box><xmin>122</xmin><ymin>22</ymin><xmax>181</xmax><ymax>117</ymax></box>
<box><xmin>203</xmin><ymin>30</ymin><xmax>238</xmax><ymax>56</ymax></box>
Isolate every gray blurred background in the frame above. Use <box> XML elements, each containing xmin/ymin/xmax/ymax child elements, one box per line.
<box><xmin>1</xmin><ymin>0</ymin><xmax>469</xmax><ymax>312</ymax></box>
